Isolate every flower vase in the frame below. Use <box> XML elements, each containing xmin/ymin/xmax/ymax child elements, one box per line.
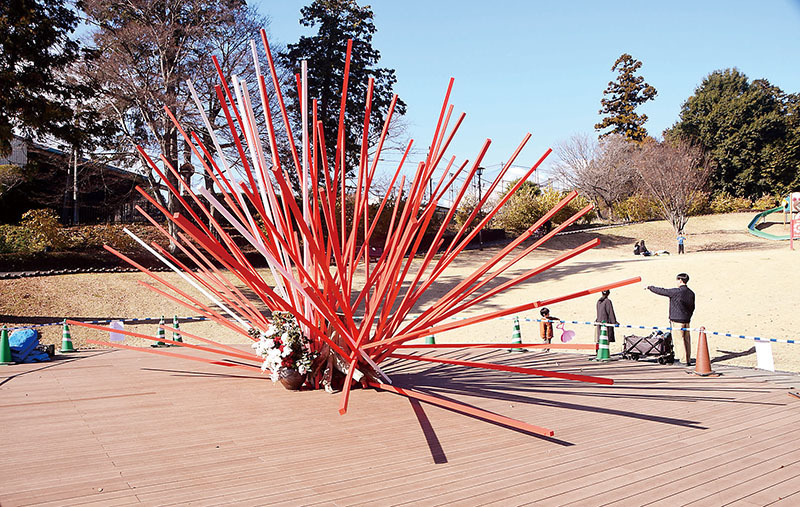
<box><xmin>278</xmin><ymin>368</ymin><xmax>305</xmax><ymax>390</ymax></box>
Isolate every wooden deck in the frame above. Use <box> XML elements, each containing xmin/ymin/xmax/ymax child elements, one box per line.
<box><xmin>2</xmin><ymin>347</ymin><xmax>800</xmax><ymax>506</ymax></box>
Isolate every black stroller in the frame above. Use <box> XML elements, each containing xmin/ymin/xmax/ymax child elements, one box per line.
<box><xmin>622</xmin><ymin>330</ymin><xmax>675</xmax><ymax>365</ymax></box>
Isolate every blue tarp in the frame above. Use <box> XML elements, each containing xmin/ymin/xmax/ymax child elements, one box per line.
<box><xmin>9</xmin><ymin>329</ymin><xmax>51</xmax><ymax>363</ymax></box>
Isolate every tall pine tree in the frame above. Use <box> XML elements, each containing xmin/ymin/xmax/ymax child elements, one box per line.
<box><xmin>281</xmin><ymin>0</ymin><xmax>406</xmax><ymax>178</ymax></box>
<box><xmin>0</xmin><ymin>0</ymin><xmax>107</xmax><ymax>155</ymax></box>
<box><xmin>595</xmin><ymin>53</ymin><xmax>657</xmax><ymax>143</ymax></box>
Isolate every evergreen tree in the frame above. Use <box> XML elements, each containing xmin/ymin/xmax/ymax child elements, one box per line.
<box><xmin>281</xmin><ymin>0</ymin><xmax>406</xmax><ymax>178</ymax></box>
<box><xmin>0</xmin><ymin>0</ymin><xmax>108</xmax><ymax>155</ymax></box>
<box><xmin>595</xmin><ymin>53</ymin><xmax>657</xmax><ymax>143</ymax></box>
<box><xmin>666</xmin><ymin>68</ymin><xmax>800</xmax><ymax>197</ymax></box>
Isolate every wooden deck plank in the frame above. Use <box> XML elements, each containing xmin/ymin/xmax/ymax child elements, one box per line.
<box><xmin>567</xmin><ymin>427</ymin><xmax>800</xmax><ymax>506</ymax></box>
<box><xmin>764</xmin><ymin>487</ymin><xmax>800</xmax><ymax>506</ymax></box>
<box><xmin>31</xmin><ymin>489</ymin><xmax>143</xmax><ymax>507</ymax></box>
<box><xmin>1</xmin><ymin>348</ymin><xmax>799</xmax><ymax>505</ymax></box>
<box><xmin>358</xmin><ymin>401</ymin><xmax>792</xmax><ymax>506</ymax></box>
<box><xmin>358</xmin><ymin>394</ymin><xmax>791</xmax><ymax>503</ymax></box>
<box><xmin>617</xmin><ymin>428</ymin><xmax>800</xmax><ymax>505</ymax></box>
<box><xmin>735</xmin><ymin>473</ymin><xmax>800</xmax><ymax>506</ymax></box>
<box><xmin>0</xmin><ymin>477</ymin><xmax>132</xmax><ymax>506</ymax></box>
<box><xmin>677</xmin><ymin>455</ymin><xmax>800</xmax><ymax>506</ymax></box>
<box><xmin>353</xmin><ymin>383</ymin><xmax>790</xmax><ymax>505</ymax></box>
<box><xmin>316</xmin><ymin>396</ymin><xmax>784</xmax><ymax>504</ymax></box>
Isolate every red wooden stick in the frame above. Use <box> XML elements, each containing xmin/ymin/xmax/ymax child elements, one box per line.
<box><xmin>67</xmin><ymin>320</ymin><xmax>261</xmax><ymax>362</ymax></box>
<box><xmin>86</xmin><ymin>339</ymin><xmax>264</xmax><ymax>373</ymax></box>
<box><xmin>434</xmin><ymin>237</ymin><xmax>600</xmax><ymax>324</ymax></box>
<box><xmin>160</xmin><ymin>325</ymin><xmax>259</xmax><ymax>357</ymax></box>
<box><xmin>388</xmin><ymin>353</ymin><xmax>613</xmax><ymax>385</ymax></box>
<box><xmin>367</xmin><ymin>381</ymin><xmax>554</xmax><ymax>437</ymax></box>
<box><xmin>394</xmin><ymin>343</ymin><xmax>597</xmax><ymax>350</ymax></box>
<box><xmin>399</xmin><ymin>192</ymin><xmax>582</xmax><ymax>334</ymax></box>
<box><xmin>364</xmin><ymin>277</ymin><xmax>642</xmax><ymax>352</ymax></box>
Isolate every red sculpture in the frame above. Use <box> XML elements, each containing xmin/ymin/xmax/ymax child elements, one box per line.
<box><xmin>71</xmin><ymin>32</ymin><xmax>640</xmax><ymax>437</ymax></box>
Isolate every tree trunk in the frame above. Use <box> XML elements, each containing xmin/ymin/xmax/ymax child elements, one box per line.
<box><xmin>164</xmin><ymin>100</ymin><xmax>179</xmax><ymax>253</ymax></box>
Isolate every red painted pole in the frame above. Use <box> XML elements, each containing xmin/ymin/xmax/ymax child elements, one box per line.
<box><xmin>399</xmin><ymin>192</ymin><xmax>581</xmax><ymax>335</ymax></box>
<box><xmin>367</xmin><ymin>381</ymin><xmax>554</xmax><ymax>437</ymax></box>
<box><xmin>68</xmin><ymin>320</ymin><xmax>261</xmax><ymax>362</ymax></box>
<box><xmin>160</xmin><ymin>325</ymin><xmax>260</xmax><ymax>357</ymax></box>
<box><xmin>86</xmin><ymin>339</ymin><xmax>263</xmax><ymax>373</ymax></box>
<box><xmin>394</xmin><ymin>343</ymin><xmax>596</xmax><ymax>350</ymax></box>
<box><xmin>364</xmin><ymin>277</ymin><xmax>642</xmax><ymax>353</ymax></box>
<box><xmin>389</xmin><ymin>353</ymin><xmax>613</xmax><ymax>385</ymax></box>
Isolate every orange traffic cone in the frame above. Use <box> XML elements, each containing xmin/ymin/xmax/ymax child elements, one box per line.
<box><xmin>689</xmin><ymin>327</ymin><xmax>720</xmax><ymax>377</ymax></box>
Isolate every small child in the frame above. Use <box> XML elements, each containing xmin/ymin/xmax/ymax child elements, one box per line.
<box><xmin>539</xmin><ymin>307</ymin><xmax>559</xmax><ymax>352</ymax></box>
<box><xmin>677</xmin><ymin>231</ymin><xmax>686</xmax><ymax>254</ymax></box>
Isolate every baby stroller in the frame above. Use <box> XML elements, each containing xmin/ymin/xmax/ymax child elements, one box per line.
<box><xmin>622</xmin><ymin>330</ymin><xmax>675</xmax><ymax>365</ymax></box>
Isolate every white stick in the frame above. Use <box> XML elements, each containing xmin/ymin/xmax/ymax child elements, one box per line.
<box><xmin>186</xmin><ymin>79</ymin><xmax>271</xmax><ymax>278</ymax></box>
<box><xmin>247</xmin><ymin>41</ymin><xmax>303</xmax><ymax>291</ymax></box>
<box><xmin>301</xmin><ymin>60</ymin><xmax>312</xmax><ymax>324</ymax></box>
<box><xmin>123</xmin><ymin>228</ymin><xmax>250</xmax><ymax>330</ymax></box>
<box><xmin>195</xmin><ymin>185</ymin><xmax>290</xmax><ymax>301</ymax></box>
<box><xmin>232</xmin><ymin>78</ymin><xmax>272</xmax><ymax>221</ymax></box>
<box><xmin>237</xmin><ymin>78</ymin><xmax>298</xmax><ymax>298</ymax></box>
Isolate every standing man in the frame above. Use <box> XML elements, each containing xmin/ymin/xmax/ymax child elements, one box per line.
<box><xmin>646</xmin><ymin>273</ymin><xmax>695</xmax><ymax>365</ymax></box>
<box><xmin>677</xmin><ymin>230</ymin><xmax>686</xmax><ymax>254</ymax></box>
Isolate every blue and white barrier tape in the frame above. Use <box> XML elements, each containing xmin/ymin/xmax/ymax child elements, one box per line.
<box><xmin>513</xmin><ymin>318</ymin><xmax>796</xmax><ymax>345</ymax></box>
<box><xmin>402</xmin><ymin>314</ymin><xmax>797</xmax><ymax>345</ymax></box>
<box><xmin>5</xmin><ymin>313</ymin><xmax>794</xmax><ymax>345</ymax></box>
<box><xmin>4</xmin><ymin>316</ymin><xmax>209</xmax><ymax>332</ymax></box>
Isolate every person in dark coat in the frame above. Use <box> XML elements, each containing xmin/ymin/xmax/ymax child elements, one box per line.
<box><xmin>595</xmin><ymin>289</ymin><xmax>618</xmax><ymax>343</ymax></box>
<box><xmin>639</xmin><ymin>240</ymin><xmax>652</xmax><ymax>256</ymax></box>
<box><xmin>646</xmin><ymin>273</ymin><xmax>696</xmax><ymax>364</ymax></box>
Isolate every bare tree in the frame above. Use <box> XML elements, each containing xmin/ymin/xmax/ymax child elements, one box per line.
<box><xmin>83</xmin><ymin>0</ymin><xmax>204</xmax><ymax>211</ymax></box>
<box><xmin>0</xmin><ymin>164</ymin><xmax>26</xmax><ymax>198</ymax></box>
<box><xmin>80</xmin><ymin>0</ymin><xmax>277</xmax><ymax>228</ymax></box>
<box><xmin>634</xmin><ymin>140</ymin><xmax>712</xmax><ymax>233</ymax></box>
<box><xmin>187</xmin><ymin>8</ymin><xmax>285</xmax><ymax>191</ymax></box>
<box><xmin>553</xmin><ymin>133</ymin><xmax>638</xmax><ymax>218</ymax></box>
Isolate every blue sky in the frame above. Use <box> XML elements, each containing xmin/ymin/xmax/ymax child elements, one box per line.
<box><xmin>256</xmin><ymin>1</ymin><xmax>800</xmax><ymax>183</ymax></box>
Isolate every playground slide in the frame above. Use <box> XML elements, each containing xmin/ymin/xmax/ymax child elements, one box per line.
<box><xmin>747</xmin><ymin>206</ymin><xmax>791</xmax><ymax>240</ymax></box>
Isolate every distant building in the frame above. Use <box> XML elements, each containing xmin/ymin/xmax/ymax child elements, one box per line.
<box><xmin>0</xmin><ymin>137</ymin><xmax>28</xmax><ymax>167</ymax></box>
<box><xmin>0</xmin><ymin>137</ymin><xmax>159</xmax><ymax>224</ymax></box>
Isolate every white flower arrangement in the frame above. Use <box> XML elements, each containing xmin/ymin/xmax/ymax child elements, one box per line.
<box><xmin>251</xmin><ymin>313</ymin><xmax>317</xmax><ymax>384</ymax></box>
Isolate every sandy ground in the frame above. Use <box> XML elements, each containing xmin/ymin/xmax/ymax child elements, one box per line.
<box><xmin>2</xmin><ymin>212</ymin><xmax>799</xmax><ymax>372</ymax></box>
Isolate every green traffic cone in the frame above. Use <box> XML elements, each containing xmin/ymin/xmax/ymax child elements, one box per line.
<box><xmin>425</xmin><ymin>334</ymin><xmax>435</xmax><ymax>345</ymax></box>
<box><xmin>172</xmin><ymin>315</ymin><xmax>182</xmax><ymax>345</ymax></box>
<box><xmin>1</xmin><ymin>326</ymin><xmax>14</xmax><ymax>365</ymax></box>
<box><xmin>60</xmin><ymin>320</ymin><xmax>77</xmax><ymax>353</ymax></box>
<box><xmin>508</xmin><ymin>316</ymin><xmax>527</xmax><ymax>352</ymax></box>
<box><xmin>152</xmin><ymin>316</ymin><xmax>167</xmax><ymax>347</ymax></box>
<box><xmin>595</xmin><ymin>321</ymin><xmax>610</xmax><ymax>362</ymax></box>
